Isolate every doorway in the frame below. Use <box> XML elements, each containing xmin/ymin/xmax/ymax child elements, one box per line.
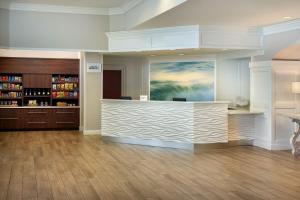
<box><xmin>103</xmin><ymin>70</ymin><xmax>122</xmax><ymax>99</ymax></box>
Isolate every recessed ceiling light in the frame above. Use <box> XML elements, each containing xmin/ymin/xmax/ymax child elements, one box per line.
<box><xmin>150</xmin><ymin>55</ymin><xmax>156</xmax><ymax>57</ymax></box>
<box><xmin>283</xmin><ymin>16</ymin><xmax>292</xmax><ymax>19</ymax></box>
<box><xmin>222</xmin><ymin>48</ymin><xmax>228</xmax><ymax>51</ymax></box>
<box><xmin>179</xmin><ymin>53</ymin><xmax>185</xmax><ymax>56</ymax></box>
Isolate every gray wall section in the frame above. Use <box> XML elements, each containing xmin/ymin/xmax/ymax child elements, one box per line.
<box><xmin>0</xmin><ymin>8</ymin><xmax>9</xmax><ymax>47</ymax></box>
<box><xmin>9</xmin><ymin>10</ymin><xmax>109</xmax><ymax>50</ymax></box>
<box><xmin>83</xmin><ymin>52</ymin><xmax>103</xmax><ymax>131</ymax></box>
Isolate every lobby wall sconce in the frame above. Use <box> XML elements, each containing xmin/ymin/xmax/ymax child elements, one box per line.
<box><xmin>292</xmin><ymin>82</ymin><xmax>300</xmax><ymax>94</ymax></box>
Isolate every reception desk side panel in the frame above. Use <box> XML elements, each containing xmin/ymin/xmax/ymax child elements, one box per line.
<box><xmin>193</xmin><ymin>103</ymin><xmax>228</xmax><ymax>143</ymax></box>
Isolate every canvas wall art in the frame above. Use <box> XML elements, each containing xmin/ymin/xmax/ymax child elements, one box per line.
<box><xmin>150</xmin><ymin>61</ymin><xmax>215</xmax><ymax>101</ymax></box>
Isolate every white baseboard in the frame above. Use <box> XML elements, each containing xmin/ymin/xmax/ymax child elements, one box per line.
<box><xmin>271</xmin><ymin>140</ymin><xmax>291</xmax><ymax>150</ymax></box>
<box><xmin>271</xmin><ymin>144</ymin><xmax>291</xmax><ymax>150</ymax></box>
<box><xmin>83</xmin><ymin>130</ymin><xmax>101</xmax><ymax>135</ymax></box>
<box><xmin>253</xmin><ymin>138</ymin><xmax>272</xmax><ymax>150</ymax></box>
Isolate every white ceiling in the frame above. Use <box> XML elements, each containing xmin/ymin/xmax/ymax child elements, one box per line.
<box><xmin>136</xmin><ymin>0</ymin><xmax>300</xmax><ymax>29</ymax></box>
<box><xmin>1</xmin><ymin>0</ymin><xmax>135</xmax><ymax>8</ymax></box>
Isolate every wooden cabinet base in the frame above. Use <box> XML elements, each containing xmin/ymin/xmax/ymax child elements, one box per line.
<box><xmin>0</xmin><ymin>108</ymin><xmax>79</xmax><ymax>130</ymax></box>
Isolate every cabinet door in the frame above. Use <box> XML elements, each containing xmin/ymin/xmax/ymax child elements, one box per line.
<box><xmin>23</xmin><ymin>74</ymin><xmax>52</xmax><ymax>88</ymax></box>
<box><xmin>0</xmin><ymin>109</ymin><xmax>22</xmax><ymax>130</ymax></box>
<box><xmin>52</xmin><ymin>108</ymin><xmax>79</xmax><ymax>129</ymax></box>
<box><xmin>23</xmin><ymin>109</ymin><xmax>51</xmax><ymax>129</ymax></box>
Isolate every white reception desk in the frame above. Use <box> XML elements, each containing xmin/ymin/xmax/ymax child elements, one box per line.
<box><xmin>101</xmin><ymin>99</ymin><xmax>262</xmax><ymax>150</ymax></box>
<box><xmin>100</xmin><ymin>99</ymin><xmax>263</xmax><ymax>151</ymax></box>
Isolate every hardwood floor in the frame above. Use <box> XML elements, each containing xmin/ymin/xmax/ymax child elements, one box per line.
<box><xmin>0</xmin><ymin>131</ymin><xmax>300</xmax><ymax>200</ymax></box>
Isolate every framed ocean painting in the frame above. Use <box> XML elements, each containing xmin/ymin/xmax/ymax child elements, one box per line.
<box><xmin>150</xmin><ymin>61</ymin><xmax>215</xmax><ymax>101</ymax></box>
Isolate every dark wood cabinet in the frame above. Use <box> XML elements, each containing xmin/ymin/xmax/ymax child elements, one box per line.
<box><xmin>0</xmin><ymin>108</ymin><xmax>79</xmax><ymax>130</ymax></box>
<box><xmin>23</xmin><ymin>74</ymin><xmax>52</xmax><ymax>88</ymax></box>
<box><xmin>0</xmin><ymin>57</ymin><xmax>80</xmax><ymax>131</ymax></box>
<box><xmin>53</xmin><ymin>108</ymin><xmax>79</xmax><ymax>129</ymax></box>
<box><xmin>23</xmin><ymin>109</ymin><xmax>52</xmax><ymax>129</ymax></box>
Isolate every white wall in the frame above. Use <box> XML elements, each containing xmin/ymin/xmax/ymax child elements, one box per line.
<box><xmin>9</xmin><ymin>10</ymin><xmax>109</xmax><ymax>50</ymax></box>
<box><xmin>0</xmin><ymin>8</ymin><xmax>9</xmax><ymax>47</ymax></box>
<box><xmin>216</xmin><ymin>58</ymin><xmax>250</xmax><ymax>103</ymax></box>
<box><xmin>272</xmin><ymin>61</ymin><xmax>300</xmax><ymax>150</ymax></box>
<box><xmin>249</xmin><ymin>61</ymin><xmax>300</xmax><ymax>150</ymax></box>
<box><xmin>103</xmin><ymin>56</ymin><xmax>148</xmax><ymax>99</ymax></box>
<box><xmin>249</xmin><ymin>62</ymin><xmax>273</xmax><ymax>150</ymax></box>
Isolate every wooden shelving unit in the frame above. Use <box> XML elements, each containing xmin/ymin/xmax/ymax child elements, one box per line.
<box><xmin>0</xmin><ymin>74</ymin><xmax>23</xmax><ymax>107</ymax></box>
<box><xmin>0</xmin><ymin>57</ymin><xmax>80</xmax><ymax>130</ymax></box>
<box><xmin>51</xmin><ymin>74</ymin><xmax>79</xmax><ymax>107</ymax></box>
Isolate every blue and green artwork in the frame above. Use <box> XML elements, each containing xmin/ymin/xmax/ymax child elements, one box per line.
<box><xmin>150</xmin><ymin>61</ymin><xmax>215</xmax><ymax>101</ymax></box>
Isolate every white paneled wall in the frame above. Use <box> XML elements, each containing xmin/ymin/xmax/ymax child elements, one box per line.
<box><xmin>250</xmin><ymin>62</ymin><xmax>273</xmax><ymax>149</ymax></box>
<box><xmin>216</xmin><ymin>58</ymin><xmax>250</xmax><ymax>103</ymax></box>
<box><xmin>250</xmin><ymin>60</ymin><xmax>300</xmax><ymax>150</ymax></box>
<box><xmin>272</xmin><ymin>61</ymin><xmax>300</xmax><ymax>149</ymax></box>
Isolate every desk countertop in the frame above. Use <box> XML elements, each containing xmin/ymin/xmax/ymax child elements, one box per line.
<box><xmin>101</xmin><ymin>99</ymin><xmax>230</xmax><ymax>104</ymax></box>
<box><xmin>228</xmin><ymin>109</ymin><xmax>264</xmax><ymax>115</ymax></box>
<box><xmin>0</xmin><ymin>106</ymin><xmax>80</xmax><ymax>109</ymax></box>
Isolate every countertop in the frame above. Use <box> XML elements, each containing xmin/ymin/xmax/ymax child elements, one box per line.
<box><xmin>228</xmin><ymin>109</ymin><xmax>264</xmax><ymax>115</ymax></box>
<box><xmin>278</xmin><ymin>113</ymin><xmax>300</xmax><ymax>120</ymax></box>
<box><xmin>0</xmin><ymin>106</ymin><xmax>80</xmax><ymax>109</ymax></box>
<box><xmin>101</xmin><ymin>99</ymin><xmax>230</xmax><ymax>104</ymax></box>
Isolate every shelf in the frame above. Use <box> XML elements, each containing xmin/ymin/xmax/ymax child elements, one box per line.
<box><xmin>0</xmin><ymin>106</ymin><xmax>19</xmax><ymax>108</ymax></box>
<box><xmin>52</xmin><ymin>90</ymin><xmax>79</xmax><ymax>92</ymax></box>
<box><xmin>0</xmin><ymin>97</ymin><xmax>22</xmax><ymax>100</ymax></box>
<box><xmin>52</xmin><ymin>82</ymin><xmax>79</xmax><ymax>84</ymax></box>
<box><xmin>0</xmin><ymin>81</ymin><xmax>22</xmax><ymax>84</ymax></box>
<box><xmin>0</xmin><ymin>89</ymin><xmax>23</xmax><ymax>92</ymax></box>
<box><xmin>24</xmin><ymin>96</ymin><xmax>51</xmax><ymax>98</ymax></box>
<box><xmin>52</xmin><ymin>97</ymin><xmax>79</xmax><ymax>100</ymax></box>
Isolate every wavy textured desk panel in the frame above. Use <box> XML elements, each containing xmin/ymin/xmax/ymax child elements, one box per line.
<box><xmin>101</xmin><ymin>100</ymin><xmax>228</xmax><ymax>144</ymax></box>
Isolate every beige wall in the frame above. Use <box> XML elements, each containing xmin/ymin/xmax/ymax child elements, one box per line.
<box><xmin>109</xmin><ymin>14</ymin><xmax>126</xmax><ymax>32</ymax></box>
<box><xmin>0</xmin><ymin>8</ymin><xmax>9</xmax><ymax>47</ymax></box>
<box><xmin>146</xmin><ymin>55</ymin><xmax>250</xmax><ymax>103</ymax></box>
<box><xmin>103</xmin><ymin>54</ymin><xmax>250</xmax><ymax>103</ymax></box>
<box><xmin>83</xmin><ymin>52</ymin><xmax>103</xmax><ymax>134</ymax></box>
<box><xmin>103</xmin><ymin>56</ymin><xmax>148</xmax><ymax>99</ymax></box>
<box><xmin>9</xmin><ymin>10</ymin><xmax>109</xmax><ymax>50</ymax></box>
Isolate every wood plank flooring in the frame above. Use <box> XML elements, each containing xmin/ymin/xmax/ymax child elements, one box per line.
<box><xmin>0</xmin><ymin>131</ymin><xmax>300</xmax><ymax>200</ymax></box>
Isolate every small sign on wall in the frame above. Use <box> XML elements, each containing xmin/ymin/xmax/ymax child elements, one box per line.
<box><xmin>87</xmin><ymin>63</ymin><xmax>102</xmax><ymax>73</ymax></box>
<box><xmin>140</xmin><ymin>95</ymin><xmax>148</xmax><ymax>101</ymax></box>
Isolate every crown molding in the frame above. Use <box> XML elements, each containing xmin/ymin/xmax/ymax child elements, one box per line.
<box><xmin>263</xmin><ymin>18</ymin><xmax>300</xmax><ymax>35</ymax></box>
<box><xmin>110</xmin><ymin>0</ymin><xmax>142</xmax><ymax>15</ymax></box>
<box><xmin>9</xmin><ymin>3</ymin><xmax>109</xmax><ymax>15</ymax></box>
<box><xmin>106</xmin><ymin>25</ymin><xmax>200</xmax><ymax>38</ymax></box>
<box><xmin>0</xmin><ymin>0</ymin><xmax>143</xmax><ymax>16</ymax></box>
